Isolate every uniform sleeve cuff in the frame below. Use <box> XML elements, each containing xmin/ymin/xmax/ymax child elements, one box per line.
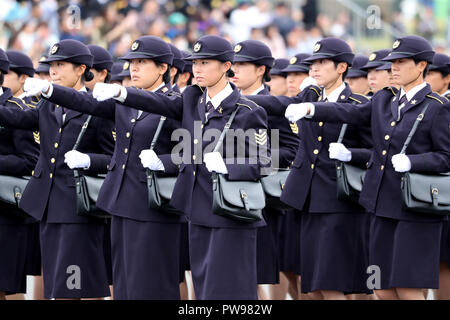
<box><xmin>115</xmin><ymin>86</ymin><xmax>127</xmax><ymax>103</ymax></box>
<box><xmin>41</xmin><ymin>84</ymin><xmax>54</xmax><ymax>98</ymax></box>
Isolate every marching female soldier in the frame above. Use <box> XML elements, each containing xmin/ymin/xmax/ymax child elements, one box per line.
<box><xmin>88</xmin><ymin>35</ymin><xmax>272</xmax><ymax>300</ymax></box>
<box><xmin>231</xmin><ymin>39</ymin><xmax>288</xmax><ymax>300</ymax></box>
<box><xmin>26</xmin><ymin>36</ymin><xmax>186</xmax><ymax>300</ymax></box>
<box><xmin>346</xmin><ymin>54</ymin><xmax>371</xmax><ymax>96</ymax></box>
<box><xmin>246</xmin><ymin>38</ymin><xmax>373</xmax><ymax>300</ymax></box>
<box><xmin>0</xmin><ymin>39</ymin><xmax>115</xmax><ymax>299</ymax></box>
<box><xmin>361</xmin><ymin>49</ymin><xmax>395</xmax><ymax>94</ymax></box>
<box><xmin>0</xmin><ymin>49</ymin><xmax>39</xmax><ymax>300</ymax></box>
<box><xmin>425</xmin><ymin>53</ymin><xmax>450</xmax><ymax>300</ymax></box>
<box><xmin>287</xmin><ymin>35</ymin><xmax>450</xmax><ymax>300</ymax></box>
<box><xmin>3</xmin><ymin>50</ymin><xmax>42</xmax><ymax>301</ymax></box>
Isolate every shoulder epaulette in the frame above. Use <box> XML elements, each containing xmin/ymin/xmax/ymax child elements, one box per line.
<box><xmin>349</xmin><ymin>93</ymin><xmax>368</xmax><ymax>104</ymax></box>
<box><xmin>308</xmin><ymin>85</ymin><xmax>321</xmax><ymax>97</ymax></box>
<box><xmin>236</xmin><ymin>98</ymin><xmax>254</xmax><ymax>111</ymax></box>
<box><xmin>426</xmin><ymin>93</ymin><xmax>446</xmax><ymax>104</ymax></box>
<box><xmin>383</xmin><ymin>86</ymin><xmax>397</xmax><ymax>96</ymax></box>
<box><xmin>7</xmin><ymin>99</ymin><xmax>24</xmax><ymax>110</ymax></box>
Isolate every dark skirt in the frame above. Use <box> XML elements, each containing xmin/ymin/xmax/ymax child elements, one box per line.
<box><xmin>40</xmin><ymin>221</ymin><xmax>111</xmax><ymax>299</ymax></box>
<box><xmin>111</xmin><ymin>216</ymin><xmax>181</xmax><ymax>300</ymax></box>
<box><xmin>256</xmin><ymin>208</ymin><xmax>282</xmax><ymax>284</ymax></box>
<box><xmin>300</xmin><ymin>212</ymin><xmax>371</xmax><ymax>294</ymax></box>
<box><xmin>369</xmin><ymin>214</ymin><xmax>443</xmax><ymax>289</ymax></box>
<box><xmin>179</xmin><ymin>222</ymin><xmax>190</xmax><ymax>282</ymax></box>
<box><xmin>103</xmin><ymin>218</ymin><xmax>113</xmax><ymax>285</ymax></box>
<box><xmin>25</xmin><ymin>222</ymin><xmax>42</xmax><ymax>276</ymax></box>
<box><xmin>0</xmin><ymin>224</ymin><xmax>28</xmax><ymax>294</ymax></box>
<box><xmin>440</xmin><ymin>220</ymin><xmax>449</xmax><ymax>264</ymax></box>
<box><xmin>278</xmin><ymin>209</ymin><xmax>302</xmax><ymax>275</ymax></box>
<box><xmin>189</xmin><ymin>223</ymin><xmax>258</xmax><ymax>300</ymax></box>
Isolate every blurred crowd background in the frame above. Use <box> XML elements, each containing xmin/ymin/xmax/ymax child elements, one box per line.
<box><xmin>0</xmin><ymin>0</ymin><xmax>449</xmax><ymax>67</ymax></box>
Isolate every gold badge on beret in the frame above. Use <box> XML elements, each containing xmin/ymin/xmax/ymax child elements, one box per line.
<box><xmin>393</xmin><ymin>40</ymin><xmax>400</xmax><ymax>49</ymax></box>
<box><xmin>290</xmin><ymin>57</ymin><xmax>297</xmax><ymax>64</ymax></box>
<box><xmin>234</xmin><ymin>44</ymin><xmax>242</xmax><ymax>53</ymax></box>
<box><xmin>131</xmin><ymin>41</ymin><xmax>139</xmax><ymax>51</ymax></box>
<box><xmin>123</xmin><ymin>61</ymin><xmax>130</xmax><ymax>70</ymax></box>
<box><xmin>50</xmin><ymin>45</ymin><xmax>58</xmax><ymax>55</ymax></box>
<box><xmin>369</xmin><ymin>53</ymin><xmax>376</xmax><ymax>61</ymax></box>
<box><xmin>313</xmin><ymin>43</ymin><xmax>321</xmax><ymax>52</ymax></box>
<box><xmin>39</xmin><ymin>56</ymin><xmax>46</xmax><ymax>62</ymax></box>
<box><xmin>193</xmin><ymin>43</ymin><xmax>201</xmax><ymax>52</ymax></box>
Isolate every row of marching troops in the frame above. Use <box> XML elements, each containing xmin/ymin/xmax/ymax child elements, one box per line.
<box><xmin>0</xmin><ymin>32</ymin><xmax>449</xmax><ymax>300</ymax></box>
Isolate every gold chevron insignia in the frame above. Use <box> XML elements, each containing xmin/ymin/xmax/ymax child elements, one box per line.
<box><xmin>290</xmin><ymin>122</ymin><xmax>299</xmax><ymax>134</ymax></box>
<box><xmin>112</xmin><ymin>130</ymin><xmax>117</xmax><ymax>141</ymax></box>
<box><xmin>254</xmin><ymin>129</ymin><xmax>267</xmax><ymax>145</ymax></box>
<box><xmin>33</xmin><ymin>132</ymin><xmax>40</xmax><ymax>144</ymax></box>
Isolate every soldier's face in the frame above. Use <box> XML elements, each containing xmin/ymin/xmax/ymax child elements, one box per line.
<box><xmin>130</xmin><ymin>58</ymin><xmax>166</xmax><ymax>90</ymax></box>
<box><xmin>192</xmin><ymin>59</ymin><xmax>230</xmax><ymax>87</ymax></box>
<box><xmin>49</xmin><ymin>61</ymin><xmax>84</xmax><ymax>88</ymax></box>
<box><xmin>310</xmin><ymin>59</ymin><xmax>344</xmax><ymax>87</ymax></box>
<box><xmin>367</xmin><ymin>69</ymin><xmax>390</xmax><ymax>93</ymax></box>
<box><xmin>286</xmin><ymin>72</ymin><xmax>308</xmax><ymax>96</ymax></box>
<box><xmin>231</xmin><ymin>62</ymin><xmax>264</xmax><ymax>91</ymax></box>
<box><xmin>3</xmin><ymin>70</ymin><xmax>22</xmax><ymax>95</ymax></box>
<box><xmin>266</xmin><ymin>75</ymin><xmax>287</xmax><ymax>96</ymax></box>
<box><xmin>346</xmin><ymin>76</ymin><xmax>369</xmax><ymax>95</ymax></box>
<box><xmin>85</xmin><ymin>68</ymin><xmax>107</xmax><ymax>90</ymax></box>
<box><xmin>391</xmin><ymin>58</ymin><xmax>426</xmax><ymax>87</ymax></box>
<box><xmin>425</xmin><ymin>70</ymin><xmax>450</xmax><ymax>94</ymax></box>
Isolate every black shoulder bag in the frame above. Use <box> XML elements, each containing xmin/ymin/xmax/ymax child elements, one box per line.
<box><xmin>260</xmin><ymin>168</ymin><xmax>292</xmax><ymax>210</ymax></box>
<box><xmin>211</xmin><ymin>106</ymin><xmax>266</xmax><ymax>223</ymax></box>
<box><xmin>400</xmin><ymin>103</ymin><xmax>450</xmax><ymax>215</ymax></box>
<box><xmin>146</xmin><ymin>116</ymin><xmax>182</xmax><ymax>215</ymax></box>
<box><xmin>335</xmin><ymin>123</ymin><xmax>367</xmax><ymax>202</ymax></box>
<box><xmin>73</xmin><ymin>115</ymin><xmax>109</xmax><ymax>218</ymax></box>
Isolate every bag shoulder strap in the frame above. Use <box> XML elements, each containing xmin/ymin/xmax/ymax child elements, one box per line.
<box><xmin>72</xmin><ymin>115</ymin><xmax>93</xmax><ymax>151</ymax></box>
<box><xmin>213</xmin><ymin>106</ymin><xmax>240</xmax><ymax>153</ymax></box>
<box><xmin>400</xmin><ymin>103</ymin><xmax>429</xmax><ymax>154</ymax></box>
<box><xmin>150</xmin><ymin>116</ymin><xmax>167</xmax><ymax>150</ymax></box>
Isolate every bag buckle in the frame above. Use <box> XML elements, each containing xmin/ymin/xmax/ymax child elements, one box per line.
<box><xmin>240</xmin><ymin>189</ymin><xmax>250</xmax><ymax>211</ymax></box>
<box><xmin>417</xmin><ymin>113</ymin><xmax>424</xmax><ymax>121</ymax></box>
<box><xmin>431</xmin><ymin>186</ymin><xmax>439</xmax><ymax>207</ymax></box>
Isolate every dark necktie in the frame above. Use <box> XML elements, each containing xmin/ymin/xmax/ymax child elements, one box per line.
<box><xmin>398</xmin><ymin>94</ymin><xmax>407</xmax><ymax>106</ymax></box>
<box><xmin>205</xmin><ymin>101</ymin><xmax>214</xmax><ymax>113</ymax></box>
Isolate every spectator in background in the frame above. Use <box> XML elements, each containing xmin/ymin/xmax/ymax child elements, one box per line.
<box><xmin>272</xmin><ymin>2</ymin><xmax>295</xmax><ymax>38</ymax></box>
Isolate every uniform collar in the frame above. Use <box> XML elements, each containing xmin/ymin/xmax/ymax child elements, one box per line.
<box><xmin>248</xmin><ymin>84</ymin><xmax>265</xmax><ymax>96</ymax></box>
<box><xmin>322</xmin><ymin>82</ymin><xmax>346</xmax><ymax>103</ymax></box>
<box><xmin>153</xmin><ymin>82</ymin><xmax>166</xmax><ymax>93</ymax></box>
<box><xmin>206</xmin><ymin>82</ymin><xmax>233</xmax><ymax>110</ymax></box>
<box><xmin>443</xmin><ymin>89</ymin><xmax>450</xmax><ymax>96</ymax></box>
<box><xmin>0</xmin><ymin>87</ymin><xmax>3</xmax><ymax>96</ymax></box>
<box><xmin>179</xmin><ymin>86</ymin><xmax>187</xmax><ymax>93</ymax></box>
<box><xmin>79</xmin><ymin>86</ymin><xmax>87</xmax><ymax>92</ymax></box>
<box><xmin>399</xmin><ymin>81</ymin><xmax>427</xmax><ymax>102</ymax></box>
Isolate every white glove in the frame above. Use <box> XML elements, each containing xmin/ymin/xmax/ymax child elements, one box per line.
<box><xmin>139</xmin><ymin>149</ymin><xmax>164</xmax><ymax>171</ymax></box>
<box><xmin>23</xmin><ymin>78</ymin><xmax>50</xmax><ymax>97</ymax></box>
<box><xmin>328</xmin><ymin>143</ymin><xmax>352</xmax><ymax>162</ymax></box>
<box><xmin>391</xmin><ymin>154</ymin><xmax>411</xmax><ymax>172</ymax></box>
<box><xmin>93</xmin><ymin>83</ymin><xmax>123</xmax><ymax>101</ymax></box>
<box><xmin>299</xmin><ymin>76</ymin><xmax>317</xmax><ymax>92</ymax></box>
<box><xmin>285</xmin><ymin>103</ymin><xmax>312</xmax><ymax>122</ymax></box>
<box><xmin>64</xmin><ymin>150</ymin><xmax>91</xmax><ymax>169</ymax></box>
<box><xmin>204</xmin><ymin>152</ymin><xmax>228</xmax><ymax>174</ymax></box>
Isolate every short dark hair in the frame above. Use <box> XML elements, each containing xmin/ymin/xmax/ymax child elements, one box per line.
<box><xmin>413</xmin><ymin>59</ymin><xmax>429</xmax><ymax>78</ymax></box>
<box><xmin>154</xmin><ymin>61</ymin><xmax>171</xmax><ymax>84</ymax></box>
<box><xmin>333</xmin><ymin>61</ymin><xmax>349</xmax><ymax>80</ymax></box>
<box><xmin>254</xmin><ymin>64</ymin><xmax>272</xmax><ymax>83</ymax></box>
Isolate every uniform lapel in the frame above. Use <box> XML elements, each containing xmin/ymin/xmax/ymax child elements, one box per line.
<box><xmin>137</xmin><ymin>83</ymin><xmax>172</xmax><ymax>121</ymax></box>
<box><xmin>205</xmin><ymin>84</ymin><xmax>240</xmax><ymax>124</ymax></box>
<box><xmin>398</xmin><ymin>84</ymin><xmax>430</xmax><ymax>120</ymax></box>
<box><xmin>197</xmin><ymin>90</ymin><xmax>207</xmax><ymax>123</ymax></box>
